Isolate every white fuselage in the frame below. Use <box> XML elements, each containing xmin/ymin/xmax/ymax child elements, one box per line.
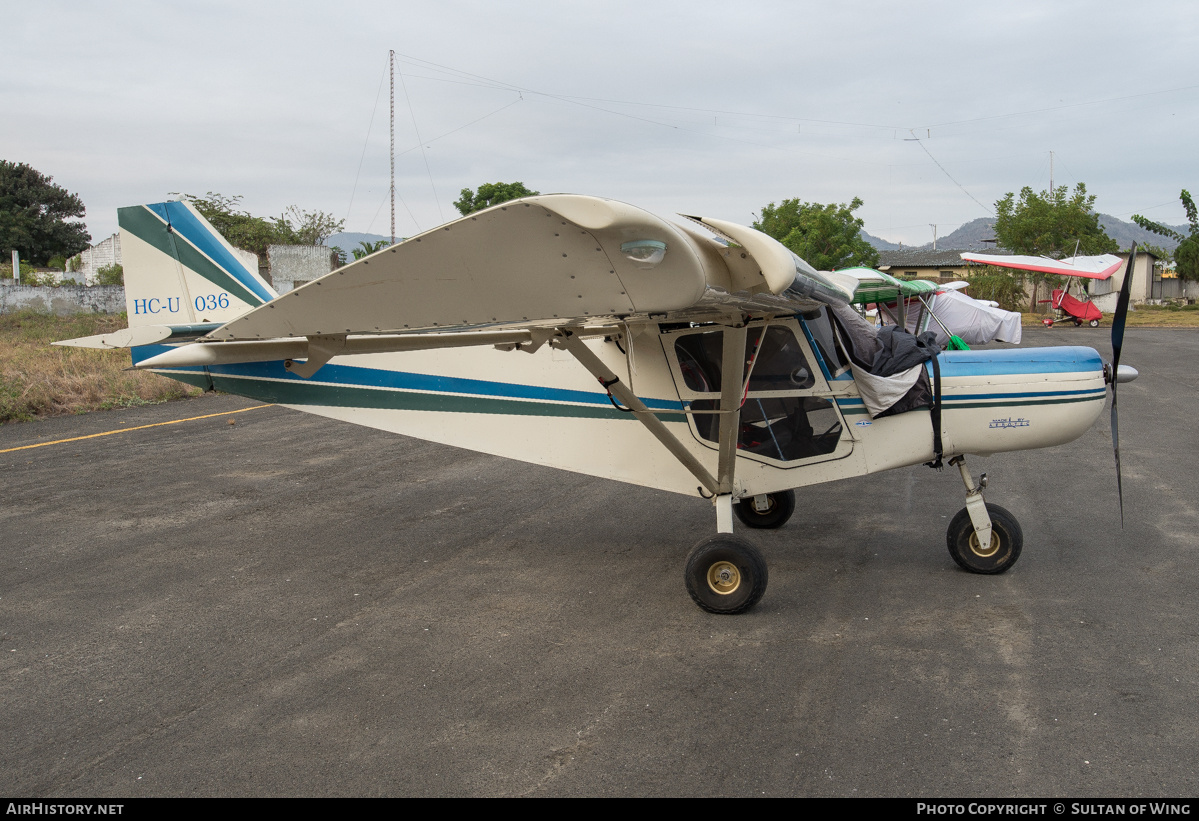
<box><xmin>143</xmin><ymin>315</ymin><xmax>1107</xmax><ymax>501</ymax></box>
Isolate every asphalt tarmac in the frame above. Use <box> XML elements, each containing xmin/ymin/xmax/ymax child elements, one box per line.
<box><xmin>2</xmin><ymin>328</ymin><xmax>1197</xmax><ymax>797</ymax></box>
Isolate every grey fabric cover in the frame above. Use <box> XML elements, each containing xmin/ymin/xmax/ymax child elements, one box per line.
<box><xmin>827</xmin><ymin>304</ymin><xmax>936</xmax><ymax>419</ymax></box>
<box><xmin>872</xmin><ymin>327</ymin><xmax>941</xmax><ymax>377</ymax></box>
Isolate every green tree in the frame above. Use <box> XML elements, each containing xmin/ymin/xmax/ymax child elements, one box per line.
<box><xmin>453</xmin><ymin>182</ymin><xmax>539</xmax><ymax>216</ymax></box>
<box><xmin>994</xmin><ymin>184</ymin><xmax>1116</xmax><ymax>258</ymax></box>
<box><xmin>351</xmin><ymin>239</ymin><xmax>390</xmax><ymax>260</ymax></box>
<box><xmin>1133</xmin><ymin>189</ymin><xmax>1199</xmax><ymax>283</ymax></box>
<box><xmin>993</xmin><ymin>183</ymin><xmax>1117</xmax><ymax>310</ymax></box>
<box><xmin>275</xmin><ymin>205</ymin><xmax>344</xmax><ymax>246</ymax></box>
<box><xmin>0</xmin><ymin>161</ymin><xmax>91</xmax><ymax>265</ymax></box>
<box><xmin>964</xmin><ymin>272</ymin><xmax>1026</xmax><ymax>312</ymax></box>
<box><xmin>173</xmin><ymin>193</ymin><xmax>343</xmax><ymax>257</ymax></box>
<box><xmin>175</xmin><ymin>192</ymin><xmax>279</xmax><ymax>258</ymax></box>
<box><xmin>752</xmin><ymin>197</ymin><xmax>878</xmax><ymax>271</ymax></box>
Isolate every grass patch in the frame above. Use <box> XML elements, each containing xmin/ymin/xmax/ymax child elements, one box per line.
<box><xmin>0</xmin><ymin>311</ymin><xmax>202</xmax><ymax>424</ymax></box>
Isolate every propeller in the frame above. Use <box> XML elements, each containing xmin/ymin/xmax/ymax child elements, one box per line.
<box><xmin>1108</xmin><ymin>244</ymin><xmax>1136</xmax><ymax>525</ymax></box>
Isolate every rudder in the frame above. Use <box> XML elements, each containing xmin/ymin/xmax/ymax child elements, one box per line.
<box><xmin>117</xmin><ymin>200</ymin><xmax>277</xmax><ymax>327</ymax></box>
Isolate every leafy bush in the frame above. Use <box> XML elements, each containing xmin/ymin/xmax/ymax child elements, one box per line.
<box><xmin>21</xmin><ymin>269</ymin><xmax>57</xmax><ymax>286</ymax></box>
<box><xmin>96</xmin><ymin>263</ymin><xmax>124</xmax><ymax>285</ymax></box>
<box><xmin>1</xmin><ymin>265</ymin><xmax>55</xmax><ymax>285</ymax></box>
<box><xmin>966</xmin><ymin>273</ymin><xmax>1026</xmax><ymax>312</ymax></box>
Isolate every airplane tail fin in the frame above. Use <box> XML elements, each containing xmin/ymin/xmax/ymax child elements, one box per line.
<box><xmin>117</xmin><ymin>200</ymin><xmax>278</xmax><ymax>327</ymax></box>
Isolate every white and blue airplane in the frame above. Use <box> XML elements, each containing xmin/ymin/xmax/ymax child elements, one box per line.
<box><xmin>57</xmin><ymin>195</ymin><xmax>1138</xmax><ymax>614</ymax></box>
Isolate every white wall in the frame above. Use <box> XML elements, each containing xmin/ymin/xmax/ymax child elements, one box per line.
<box><xmin>0</xmin><ymin>283</ymin><xmax>125</xmax><ymax>315</ymax></box>
<box><xmin>268</xmin><ymin>245</ymin><xmax>336</xmax><ymax>293</ymax></box>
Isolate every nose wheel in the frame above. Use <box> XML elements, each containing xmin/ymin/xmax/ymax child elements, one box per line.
<box><xmin>946</xmin><ymin>503</ymin><xmax>1023</xmax><ymax>574</ymax></box>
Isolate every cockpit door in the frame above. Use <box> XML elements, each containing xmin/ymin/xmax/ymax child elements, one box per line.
<box><xmin>664</xmin><ymin>319</ymin><xmax>853</xmax><ymax>468</ymax></box>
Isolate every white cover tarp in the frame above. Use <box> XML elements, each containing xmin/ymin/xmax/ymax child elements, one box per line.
<box><xmin>926</xmin><ymin>290</ymin><xmax>1022</xmax><ymax>345</ymax></box>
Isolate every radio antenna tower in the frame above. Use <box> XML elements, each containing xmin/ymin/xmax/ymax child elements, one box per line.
<box><xmin>389</xmin><ymin>49</ymin><xmax>396</xmax><ymax>244</ymax></box>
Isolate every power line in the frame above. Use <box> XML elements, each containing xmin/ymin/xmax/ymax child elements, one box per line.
<box><xmin>908</xmin><ymin>135</ymin><xmax>994</xmax><ymax>216</ymax></box>
<box><xmin>345</xmin><ymin>55</ymin><xmax>389</xmax><ymax>225</ymax></box>
<box><xmin>390</xmin><ymin>52</ymin><xmax>1199</xmax><ymax>138</ymax></box>
<box><xmin>396</xmin><ymin>54</ymin><xmax>443</xmax><ymax>224</ymax></box>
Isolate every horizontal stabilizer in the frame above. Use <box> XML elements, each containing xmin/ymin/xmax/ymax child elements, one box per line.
<box><xmin>961</xmin><ymin>252</ymin><xmax>1123</xmax><ymax>280</ymax></box>
<box><xmin>53</xmin><ymin>323</ymin><xmax>223</xmax><ymax>349</ymax></box>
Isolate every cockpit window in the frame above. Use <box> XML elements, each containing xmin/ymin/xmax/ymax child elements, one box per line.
<box><xmin>673</xmin><ymin>326</ymin><xmax>815</xmax><ymax>395</ymax></box>
<box><xmin>803</xmin><ymin>306</ymin><xmax>851</xmax><ymax>378</ymax></box>
<box><xmin>671</xmin><ymin>325</ymin><xmax>842</xmax><ymax>462</ymax></box>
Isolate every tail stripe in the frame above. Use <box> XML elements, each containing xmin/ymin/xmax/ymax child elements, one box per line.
<box><xmin>146</xmin><ymin>203</ymin><xmax>274</xmax><ymax>304</ymax></box>
<box><xmin>118</xmin><ymin>205</ymin><xmax>267</xmax><ymax>308</ymax></box>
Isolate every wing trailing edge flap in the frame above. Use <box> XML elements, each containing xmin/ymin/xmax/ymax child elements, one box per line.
<box><xmin>132</xmin><ymin>326</ymin><xmax>619</xmax><ymax>371</ymax></box>
<box><xmin>205</xmin><ymin>195</ymin><xmax>844</xmax><ymax>345</ymax></box>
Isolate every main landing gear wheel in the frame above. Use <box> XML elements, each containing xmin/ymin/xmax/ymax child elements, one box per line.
<box><xmin>684</xmin><ymin>535</ymin><xmax>768</xmax><ymax>615</ymax></box>
<box><xmin>946</xmin><ymin>503</ymin><xmax>1023</xmax><ymax>574</ymax></box>
<box><xmin>734</xmin><ymin>490</ymin><xmax>796</xmax><ymax>529</ymax></box>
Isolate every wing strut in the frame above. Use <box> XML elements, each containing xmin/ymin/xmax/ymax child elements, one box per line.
<box><xmin>713</xmin><ymin>324</ymin><xmax>749</xmax><ymax>532</ymax></box>
<box><xmin>553</xmin><ymin>329</ymin><xmax>719</xmax><ymax>497</ymax></box>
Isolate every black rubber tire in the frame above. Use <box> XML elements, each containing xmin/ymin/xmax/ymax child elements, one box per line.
<box><xmin>946</xmin><ymin>503</ymin><xmax>1023</xmax><ymax>574</ymax></box>
<box><xmin>684</xmin><ymin>535</ymin><xmax>768</xmax><ymax>614</ymax></box>
<box><xmin>1089</xmin><ymin>319</ymin><xmax>1100</xmax><ymax>328</ymax></box>
<box><xmin>1073</xmin><ymin>318</ymin><xmax>1084</xmax><ymax>327</ymax></box>
<box><xmin>734</xmin><ymin>490</ymin><xmax>796</xmax><ymax>529</ymax></box>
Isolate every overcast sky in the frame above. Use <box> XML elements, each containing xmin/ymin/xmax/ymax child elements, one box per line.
<box><xmin>6</xmin><ymin>1</ymin><xmax>1197</xmax><ymax>248</ymax></box>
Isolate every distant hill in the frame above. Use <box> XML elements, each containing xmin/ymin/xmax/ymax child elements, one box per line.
<box><xmin>1097</xmin><ymin>215</ymin><xmax>1183</xmax><ymax>253</ymax></box>
<box><xmin>862</xmin><ymin>219</ymin><xmax>995</xmax><ymax>252</ymax></box>
<box><xmin>863</xmin><ymin>214</ymin><xmax>1187</xmax><ymax>254</ymax></box>
<box><xmin>929</xmin><ymin>218</ymin><xmax>998</xmax><ymax>251</ymax></box>
<box><xmin>861</xmin><ymin>231</ymin><xmax>902</xmax><ymax>251</ymax></box>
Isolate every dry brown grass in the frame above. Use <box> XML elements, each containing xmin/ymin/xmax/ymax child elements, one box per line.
<box><xmin>0</xmin><ymin>311</ymin><xmax>202</xmax><ymax>423</ymax></box>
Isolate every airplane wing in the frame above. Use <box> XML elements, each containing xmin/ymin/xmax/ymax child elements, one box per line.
<box><xmin>206</xmin><ymin>194</ymin><xmax>853</xmax><ymax>344</ymax></box>
<box><xmin>961</xmin><ymin>252</ymin><xmax>1123</xmax><ymax>280</ymax></box>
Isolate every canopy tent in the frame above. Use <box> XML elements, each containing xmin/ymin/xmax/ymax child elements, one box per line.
<box><xmin>830</xmin><ymin>267</ymin><xmax>938</xmax><ymax>305</ymax></box>
<box><xmin>832</xmin><ymin>267</ymin><xmax>1021</xmax><ymax>346</ymax></box>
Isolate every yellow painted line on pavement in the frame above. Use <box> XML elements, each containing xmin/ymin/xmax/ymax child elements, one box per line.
<box><xmin>0</xmin><ymin>404</ymin><xmax>276</xmax><ymax>454</ymax></box>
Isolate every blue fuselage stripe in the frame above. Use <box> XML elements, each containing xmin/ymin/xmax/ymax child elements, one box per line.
<box><xmin>935</xmin><ymin>347</ymin><xmax>1104</xmax><ymax>377</ymax></box>
<box><xmin>132</xmin><ymin>345</ymin><xmax>684</xmax><ymax>410</ymax></box>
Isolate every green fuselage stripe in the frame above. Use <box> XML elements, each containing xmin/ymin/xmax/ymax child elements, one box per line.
<box><xmin>207</xmin><ymin>373</ymin><xmax>687</xmax><ymax>420</ymax></box>
<box><xmin>944</xmin><ymin>395</ymin><xmax>1103</xmax><ymax>410</ymax></box>
<box><xmin>838</xmin><ymin>394</ymin><xmax>1103</xmax><ymax>416</ymax></box>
